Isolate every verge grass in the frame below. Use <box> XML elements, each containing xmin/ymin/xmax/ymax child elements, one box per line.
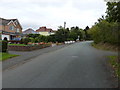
<box><xmin>0</xmin><ymin>53</ymin><xmax>19</xmax><ymax>61</ymax></box>
<box><xmin>108</xmin><ymin>56</ymin><xmax>120</xmax><ymax>78</ymax></box>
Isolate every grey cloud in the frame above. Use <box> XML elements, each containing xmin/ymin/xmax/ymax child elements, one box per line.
<box><xmin>0</xmin><ymin>0</ymin><xmax>107</xmax><ymax>30</ymax></box>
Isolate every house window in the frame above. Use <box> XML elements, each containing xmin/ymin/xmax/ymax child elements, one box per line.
<box><xmin>9</xmin><ymin>26</ymin><xmax>14</xmax><ymax>30</ymax></box>
<box><xmin>17</xmin><ymin>28</ymin><xmax>20</xmax><ymax>32</ymax></box>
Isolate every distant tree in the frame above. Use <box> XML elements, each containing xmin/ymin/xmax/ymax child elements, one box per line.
<box><xmin>55</xmin><ymin>26</ymin><xmax>66</xmax><ymax>42</ymax></box>
<box><xmin>84</xmin><ymin>26</ymin><xmax>90</xmax><ymax>40</ymax></box>
<box><xmin>69</xmin><ymin>31</ymin><xmax>78</xmax><ymax>41</ymax></box>
<box><xmin>70</xmin><ymin>26</ymin><xmax>82</xmax><ymax>40</ymax></box>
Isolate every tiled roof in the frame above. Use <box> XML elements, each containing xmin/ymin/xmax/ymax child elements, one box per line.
<box><xmin>23</xmin><ymin>28</ymin><xmax>37</xmax><ymax>34</ymax></box>
<box><xmin>36</xmin><ymin>27</ymin><xmax>54</xmax><ymax>32</ymax></box>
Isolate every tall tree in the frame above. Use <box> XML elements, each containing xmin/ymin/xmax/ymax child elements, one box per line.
<box><xmin>84</xmin><ymin>26</ymin><xmax>90</xmax><ymax>40</ymax></box>
<box><xmin>106</xmin><ymin>1</ymin><xmax>120</xmax><ymax>22</ymax></box>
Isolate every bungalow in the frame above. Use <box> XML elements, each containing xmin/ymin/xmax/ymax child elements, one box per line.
<box><xmin>36</xmin><ymin>27</ymin><xmax>55</xmax><ymax>36</ymax></box>
<box><xmin>0</xmin><ymin>18</ymin><xmax>23</xmax><ymax>41</ymax></box>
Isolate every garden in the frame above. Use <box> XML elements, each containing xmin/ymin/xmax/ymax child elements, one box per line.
<box><xmin>0</xmin><ymin>36</ymin><xmax>52</xmax><ymax>61</ymax></box>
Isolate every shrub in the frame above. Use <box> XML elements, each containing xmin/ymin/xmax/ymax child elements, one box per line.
<box><xmin>22</xmin><ymin>38</ymin><xmax>30</xmax><ymax>45</ymax></box>
<box><xmin>2</xmin><ymin>40</ymin><xmax>8</xmax><ymax>52</ymax></box>
<box><xmin>89</xmin><ymin>20</ymin><xmax>119</xmax><ymax>45</ymax></box>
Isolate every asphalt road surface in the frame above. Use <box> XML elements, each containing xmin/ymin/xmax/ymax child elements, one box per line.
<box><xmin>3</xmin><ymin>41</ymin><xmax>118</xmax><ymax>88</ymax></box>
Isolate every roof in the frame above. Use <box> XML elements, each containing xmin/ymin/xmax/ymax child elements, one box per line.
<box><xmin>36</xmin><ymin>27</ymin><xmax>54</xmax><ymax>32</ymax></box>
<box><xmin>23</xmin><ymin>28</ymin><xmax>37</xmax><ymax>34</ymax></box>
<box><xmin>23</xmin><ymin>28</ymin><xmax>34</xmax><ymax>32</ymax></box>
<box><xmin>0</xmin><ymin>18</ymin><xmax>22</xmax><ymax>29</ymax></box>
<box><xmin>0</xmin><ymin>18</ymin><xmax>11</xmax><ymax>25</ymax></box>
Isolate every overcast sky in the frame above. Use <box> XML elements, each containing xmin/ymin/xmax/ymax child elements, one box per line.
<box><xmin>0</xmin><ymin>0</ymin><xmax>107</xmax><ymax>31</ymax></box>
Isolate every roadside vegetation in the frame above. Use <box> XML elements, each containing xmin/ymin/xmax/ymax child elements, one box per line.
<box><xmin>91</xmin><ymin>43</ymin><xmax>118</xmax><ymax>52</ymax></box>
<box><xmin>107</xmin><ymin>56</ymin><xmax>120</xmax><ymax>78</ymax></box>
<box><xmin>0</xmin><ymin>53</ymin><xmax>19</xmax><ymax>61</ymax></box>
<box><xmin>88</xmin><ymin>2</ymin><xmax>120</xmax><ymax>46</ymax></box>
<box><xmin>89</xmin><ymin>2</ymin><xmax>120</xmax><ymax>78</ymax></box>
<box><xmin>22</xmin><ymin>25</ymin><xmax>91</xmax><ymax>45</ymax></box>
<box><xmin>0</xmin><ymin>38</ymin><xmax>19</xmax><ymax>61</ymax></box>
<box><xmin>88</xmin><ymin>2</ymin><xmax>119</xmax><ymax>51</ymax></box>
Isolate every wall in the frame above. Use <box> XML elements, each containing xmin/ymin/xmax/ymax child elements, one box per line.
<box><xmin>8</xmin><ymin>44</ymin><xmax>51</xmax><ymax>51</ymax></box>
<box><xmin>0</xmin><ymin>25</ymin><xmax>4</xmax><ymax>30</ymax></box>
<box><xmin>39</xmin><ymin>32</ymin><xmax>50</xmax><ymax>36</ymax></box>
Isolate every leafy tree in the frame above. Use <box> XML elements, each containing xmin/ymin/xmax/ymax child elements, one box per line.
<box><xmin>69</xmin><ymin>31</ymin><xmax>78</xmax><ymax>41</ymax></box>
<box><xmin>89</xmin><ymin>20</ymin><xmax>119</xmax><ymax>44</ymax></box>
<box><xmin>84</xmin><ymin>26</ymin><xmax>91</xmax><ymax>40</ymax></box>
<box><xmin>106</xmin><ymin>2</ymin><xmax>120</xmax><ymax>22</ymax></box>
<box><xmin>55</xmin><ymin>26</ymin><xmax>69</xmax><ymax>42</ymax></box>
<box><xmin>70</xmin><ymin>26</ymin><xmax>83</xmax><ymax>40</ymax></box>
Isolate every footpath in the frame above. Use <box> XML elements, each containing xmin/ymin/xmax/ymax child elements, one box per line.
<box><xmin>3</xmin><ymin>44</ymin><xmax>67</xmax><ymax>70</ymax></box>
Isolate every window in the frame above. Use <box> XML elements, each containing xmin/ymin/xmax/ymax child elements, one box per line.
<box><xmin>16</xmin><ymin>28</ymin><xmax>20</xmax><ymax>32</ymax></box>
<box><xmin>9</xmin><ymin>26</ymin><xmax>14</xmax><ymax>30</ymax></box>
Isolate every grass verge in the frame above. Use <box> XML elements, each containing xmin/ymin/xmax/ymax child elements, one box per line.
<box><xmin>0</xmin><ymin>53</ymin><xmax>19</xmax><ymax>61</ymax></box>
<box><xmin>91</xmin><ymin>42</ymin><xmax>118</xmax><ymax>52</ymax></box>
<box><xmin>107</xmin><ymin>56</ymin><xmax>120</xmax><ymax>78</ymax></box>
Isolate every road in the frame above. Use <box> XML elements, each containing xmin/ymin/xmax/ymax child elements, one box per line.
<box><xmin>3</xmin><ymin>41</ymin><xmax>118</xmax><ymax>88</ymax></box>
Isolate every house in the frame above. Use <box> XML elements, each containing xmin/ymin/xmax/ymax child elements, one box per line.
<box><xmin>23</xmin><ymin>28</ymin><xmax>38</xmax><ymax>34</ymax></box>
<box><xmin>0</xmin><ymin>18</ymin><xmax>23</xmax><ymax>41</ymax></box>
<box><xmin>36</xmin><ymin>27</ymin><xmax>55</xmax><ymax>36</ymax></box>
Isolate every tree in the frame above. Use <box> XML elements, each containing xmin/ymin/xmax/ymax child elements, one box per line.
<box><xmin>69</xmin><ymin>32</ymin><xmax>78</xmax><ymax>41</ymax></box>
<box><xmin>84</xmin><ymin>26</ymin><xmax>90</xmax><ymax>40</ymax></box>
<box><xmin>55</xmin><ymin>26</ymin><xmax>70</xmax><ymax>42</ymax></box>
<box><xmin>70</xmin><ymin>26</ymin><xmax>82</xmax><ymax>40</ymax></box>
<box><xmin>106</xmin><ymin>2</ymin><xmax>120</xmax><ymax>22</ymax></box>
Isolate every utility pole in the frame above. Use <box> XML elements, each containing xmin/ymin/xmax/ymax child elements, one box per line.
<box><xmin>64</xmin><ymin>22</ymin><xmax>66</xmax><ymax>29</ymax></box>
<box><xmin>63</xmin><ymin>22</ymin><xmax>66</xmax><ymax>41</ymax></box>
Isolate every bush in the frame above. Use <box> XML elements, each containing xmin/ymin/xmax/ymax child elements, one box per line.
<box><xmin>2</xmin><ymin>40</ymin><xmax>8</xmax><ymax>52</ymax></box>
<box><xmin>22</xmin><ymin>38</ymin><xmax>30</xmax><ymax>45</ymax></box>
<box><xmin>88</xmin><ymin>20</ymin><xmax>119</xmax><ymax>45</ymax></box>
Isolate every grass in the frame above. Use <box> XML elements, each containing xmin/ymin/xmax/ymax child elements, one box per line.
<box><xmin>91</xmin><ymin>42</ymin><xmax>119</xmax><ymax>77</ymax></box>
<box><xmin>107</xmin><ymin>56</ymin><xmax>120</xmax><ymax>78</ymax></box>
<box><xmin>91</xmin><ymin>42</ymin><xmax>118</xmax><ymax>52</ymax></box>
<box><xmin>8</xmin><ymin>44</ymin><xmax>28</xmax><ymax>46</ymax></box>
<box><xmin>0</xmin><ymin>52</ymin><xmax>19</xmax><ymax>61</ymax></box>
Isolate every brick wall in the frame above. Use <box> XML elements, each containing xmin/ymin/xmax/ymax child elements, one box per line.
<box><xmin>8</xmin><ymin>44</ymin><xmax>51</xmax><ymax>51</ymax></box>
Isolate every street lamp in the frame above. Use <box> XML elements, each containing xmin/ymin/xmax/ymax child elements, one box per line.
<box><xmin>64</xmin><ymin>22</ymin><xmax>66</xmax><ymax>29</ymax></box>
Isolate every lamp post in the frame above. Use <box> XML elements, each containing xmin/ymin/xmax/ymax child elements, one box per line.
<box><xmin>63</xmin><ymin>22</ymin><xmax>66</xmax><ymax>42</ymax></box>
<box><xmin>64</xmin><ymin>22</ymin><xmax>66</xmax><ymax>29</ymax></box>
